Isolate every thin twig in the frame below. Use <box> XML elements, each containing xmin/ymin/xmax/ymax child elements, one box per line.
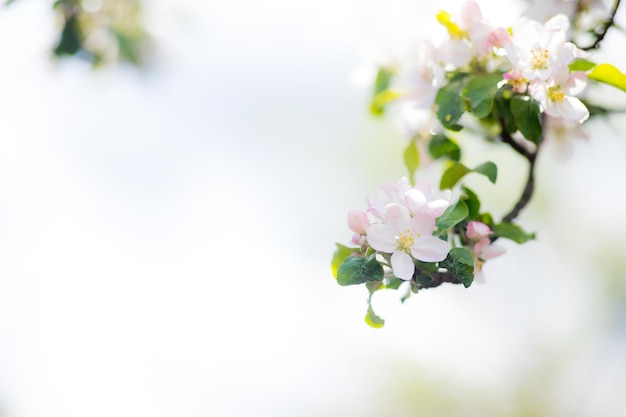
<box><xmin>581</xmin><ymin>0</ymin><xmax>622</xmax><ymax>50</ymax></box>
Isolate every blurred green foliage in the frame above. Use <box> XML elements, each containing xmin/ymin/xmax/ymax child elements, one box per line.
<box><xmin>6</xmin><ymin>0</ymin><xmax>149</xmax><ymax>67</ymax></box>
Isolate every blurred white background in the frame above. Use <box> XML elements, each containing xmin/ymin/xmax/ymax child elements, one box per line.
<box><xmin>0</xmin><ymin>0</ymin><xmax>625</xmax><ymax>416</ymax></box>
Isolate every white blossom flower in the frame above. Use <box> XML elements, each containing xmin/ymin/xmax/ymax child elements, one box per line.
<box><xmin>397</xmin><ymin>40</ymin><xmax>445</xmax><ymax>109</ymax></box>
<box><xmin>367</xmin><ymin>204</ymin><xmax>450</xmax><ymax>280</ymax></box>
<box><xmin>529</xmin><ymin>67</ymin><xmax>589</xmax><ymax>122</ymax></box>
<box><xmin>504</xmin><ymin>14</ymin><xmax>578</xmax><ymax>81</ymax></box>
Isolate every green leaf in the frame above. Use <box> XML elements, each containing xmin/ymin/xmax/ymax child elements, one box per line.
<box><xmin>473</xmin><ymin>161</ymin><xmax>497</xmax><ymax>184</ymax></box>
<box><xmin>366</xmin><ymin>280</ymin><xmax>383</xmax><ymax>295</ymax></box>
<box><xmin>478</xmin><ymin>212</ymin><xmax>494</xmax><ymax>226</ymax></box>
<box><xmin>461</xmin><ymin>186</ymin><xmax>480</xmax><ymax>220</ymax></box>
<box><xmin>440</xmin><ymin>163</ymin><xmax>471</xmax><ymax>190</ymax></box>
<box><xmin>494</xmin><ymin>86</ymin><xmax>517</xmax><ymax>133</ymax></box>
<box><xmin>436</xmin><ymin>200</ymin><xmax>469</xmax><ymax>230</ymax></box>
<box><xmin>415</xmin><ymin>260</ymin><xmax>440</xmax><ymax>273</ymax></box>
<box><xmin>415</xmin><ymin>272</ymin><xmax>434</xmax><ymax>287</ymax></box>
<box><xmin>463</xmin><ymin>73</ymin><xmax>502</xmax><ymax>118</ymax></box>
<box><xmin>440</xmin><ymin>247</ymin><xmax>475</xmax><ymax>288</ymax></box>
<box><xmin>403</xmin><ymin>140</ymin><xmax>420</xmax><ymax>182</ymax></box>
<box><xmin>331</xmin><ymin>243</ymin><xmax>356</xmax><ymax>278</ymax></box>
<box><xmin>435</xmin><ymin>75</ymin><xmax>469</xmax><ymax>131</ymax></box>
<box><xmin>569</xmin><ymin>59</ymin><xmax>596</xmax><ymax>72</ymax></box>
<box><xmin>428</xmin><ymin>134</ymin><xmax>461</xmax><ymax>161</ymax></box>
<box><xmin>511</xmin><ymin>95</ymin><xmax>542</xmax><ymax>143</ymax></box>
<box><xmin>492</xmin><ymin>222</ymin><xmax>536</xmax><ymax>244</ymax></box>
<box><xmin>112</xmin><ymin>30</ymin><xmax>142</xmax><ymax>65</ymax></box>
<box><xmin>370</xmin><ymin>68</ymin><xmax>394</xmax><ymax>116</ymax></box>
<box><xmin>337</xmin><ymin>254</ymin><xmax>384</xmax><ymax>286</ymax></box>
<box><xmin>365</xmin><ymin>305</ymin><xmax>385</xmax><ymax>328</ymax></box>
<box><xmin>588</xmin><ymin>63</ymin><xmax>626</xmax><ymax>92</ymax></box>
<box><xmin>440</xmin><ymin>161</ymin><xmax>498</xmax><ymax>190</ymax></box>
<box><xmin>370</xmin><ymin>90</ymin><xmax>401</xmax><ymax>116</ymax></box>
<box><xmin>384</xmin><ymin>277</ymin><xmax>404</xmax><ymax>290</ymax></box>
<box><xmin>54</xmin><ymin>13</ymin><xmax>83</xmax><ymax>57</ymax></box>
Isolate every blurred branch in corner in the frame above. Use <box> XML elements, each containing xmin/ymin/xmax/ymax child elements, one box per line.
<box><xmin>6</xmin><ymin>0</ymin><xmax>150</xmax><ymax>67</ymax></box>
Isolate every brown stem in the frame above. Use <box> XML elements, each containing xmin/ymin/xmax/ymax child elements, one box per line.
<box><xmin>502</xmin><ymin>142</ymin><xmax>539</xmax><ymax>223</ymax></box>
<box><xmin>498</xmin><ymin>117</ymin><xmax>542</xmax><ymax>224</ymax></box>
<box><xmin>416</xmin><ymin>271</ymin><xmax>462</xmax><ymax>289</ymax></box>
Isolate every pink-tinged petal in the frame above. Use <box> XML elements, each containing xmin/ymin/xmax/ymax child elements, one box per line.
<box><xmin>553</xmin><ymin>43</ymin><xmax>576</xmax><ymax>68</ymax></box>
<box><xmin>528</xmin><ymin>80</ymin><xmax>547</xmax><ymax>103</ymax></box>
<box><xmin>551</xmin><ymin>65</ymin><xmax>570</xmax><ymax>85</ymax></box>
<box><xmin>366</xmin><ymin>224</ymin><xmax>397</xmax><ymax>253</ymax></box>
<box><xmin>409</xmin><ymin>213</ymin><xmax>436</xmax><ymax>237</ymax></box>
<box><xmin>423</xmin><ymin>199</ymin><xmax>451</xmax><ymax>217</ymax></box>
<box><xmin>414</xmin><ymin>179</ymin><xmax>433</xmax><ymax>197</ymax></box>
<box><xmin>461</xmin><ymin>0</ymin><xmax>482</xmax><ymax>31</ymax></box>
<box><xmin>347</xmin><ymin>209</ymin><xmax>370</xmax><ymax>234</ymax></box>
<box><xmin>404</xmin><ymin>189</ymin><xmax>427</xmax><ymax>214</ymax></box>
<box><xmin>396</xmin><ymin>177</ymin><xmax>412</xmax><ymax>197</ymax></box>
<box><xmin>391</xmin><ymin>251</ymin><xmax>415</xmax><ymax>280</ymax></box>
<box><xmin>563</xmin><ymin>71</ymin><xmax>587</xmax><ymax>96</ymax></box>
<box><xmin>410</xmin><ymin>236</ymin><xmax>450</xmax><ymax>262</ymax></box>
<box><xmin>489</xmin><ymin>27</ymin><xmax>511</xmax><ymax>48</ymax></box>
<box><xmin>467</xmin><ymin>221</ymin><xmax>492</xmax><ymax>239</ymax></box>
<box><xmin>473</xmin><ymin>237</ymin><xmax>490</xmax><ymax>253</ymax></box>
<box><xmin>481</xmin><ymin>244</ymin><xmax>506</xmax><ymax>260</ymax></box>
<box><xmin>384</xmin><ymin>204</ymin><xmax>411</xmax><ymax>234</ymax></box>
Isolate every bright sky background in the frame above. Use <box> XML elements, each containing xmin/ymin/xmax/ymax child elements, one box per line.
<box><xmin>0</xmin><ymin>0</ymin><xmax>625</xmax><ymax>416</ymax></box>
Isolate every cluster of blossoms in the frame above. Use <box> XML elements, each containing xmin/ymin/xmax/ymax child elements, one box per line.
<box><xmin>393</xmin><ymin>0</ymin><xmax>590</xmax><ymax>140</ymax></box>
<box><xmin>346</xmin><ymin>177</ymin><xmax>504</xmax><ymax>283</ymax></box>
<box><xmin>334</xmin><ymin>0</ymin><xmax>625</xmax><ymax>327</ymax></box>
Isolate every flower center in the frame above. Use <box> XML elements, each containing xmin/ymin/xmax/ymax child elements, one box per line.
<box><xmin>548</xmin><ymin>86</ymin><xmax>565</xmax><ymax>102</ymax></box>
<box><xmin>397</xmin><ymin>229</ymin><xmax>417</xmax><ymax>251</ymax></box>
<box><xmin>530</xmin><ymin>48</ymin><xmax>549</xmax><ymax>70</ymax></box>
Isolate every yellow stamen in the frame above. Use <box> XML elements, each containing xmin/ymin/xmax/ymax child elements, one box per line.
<box><xmin>397</xmin><ymin>229</ymin><xmax>416</xmax><ymax>252</ymax></box>
<box><xmin>548</xmin><ymin>87</ymin><xmax>565</xmax><ymax>102</ymax></box>
<box><xmin>530</xmin><ymin>48</ymin><xmax>549</xmax><ymax>70</ymax></box>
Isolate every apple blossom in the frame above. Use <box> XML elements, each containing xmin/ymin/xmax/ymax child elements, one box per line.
<box><xmin>504</xmin><ymin>14</ymin><xmax>578</xmax><ymax>81</ymax></box>
<box><xmin>528</xmin><ymin>68</ymin><xmax>589</xmax><ymax>123</ymax></box>
<box><xmin>366</xmin><ymin>204</ymin><xmax>450</xmax><ymax>280</ymax></box>
<box><xmin>334</xmin><ymin>0</ymin><xmax>625</xmax><ymax>327</ymax></box>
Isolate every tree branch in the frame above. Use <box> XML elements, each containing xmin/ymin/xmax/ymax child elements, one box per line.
<box><xmin>580</xmin><ymin>0</ymin><xmax>622</xmax><ymax>50</ymax></box>
<box><xmin>416</xmin><ymin>271</ymin><xmax>462</xmax><ymax>289</ymax></box>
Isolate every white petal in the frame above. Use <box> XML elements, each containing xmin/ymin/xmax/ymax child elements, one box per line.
<box><xmin>557</xmin><ymin>96</ymin><xmax>589</xmax><ymax>123</ymax></box>
<box><xmin>409</xmin><ymin>214</ymin><xmax>435</xmax><ymax>237</ymax></box>
<box><xmin>438</xmin><ymin>40</ymin><xmax>472</xmax><ymax>68</ymax></box>
<box><xmin>410</xmin><ymin>235</ymin><xmax>450</xmax><ymax>262</ymax></box>
<box><xmin>404</xmin><ymin>189</ymin><xmax>427</xmax><ymax>214</ymax></box>
<box><xmin>391</xmin><ymin>251</ymin><xmax>415</xmax><ymax>280</ymax></box>
<box><xmin>384</xmin><ymin>204</ymin><xmax>411</xmax><ymax>234</ymax></box>
<box><xmin>366</xmin><ymin>224</ymin><xmax>397</xmax><ymax>253</ymax></box>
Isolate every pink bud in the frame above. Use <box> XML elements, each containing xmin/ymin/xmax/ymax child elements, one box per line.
<box><xmin>488</xmin><ymin>27</ymin><xmax>511</xmax><ymax>48</ymax></box>
<box><xmin>347</xmin><ymin>209</ymin><xmax>370</xmax><ymax>235</ymax></box>
<box><xmin>467</xmin><ymin>221</ymin><xmax>492</xmax><ymax>240</ymax></box>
